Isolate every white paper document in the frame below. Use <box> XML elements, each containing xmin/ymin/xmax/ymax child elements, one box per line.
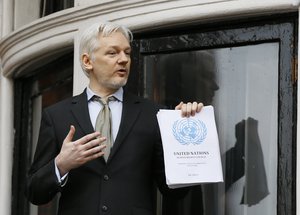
<box><xmin>157</xmin><ymin>105</ymin><xmax>223</xmax><ymax>188</ymax></box>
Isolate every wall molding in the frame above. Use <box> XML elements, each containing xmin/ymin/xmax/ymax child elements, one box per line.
<box><xmin>0</xmin><ymin>0</ymin><xmax>299</xmax><ymax>77</ymax></box>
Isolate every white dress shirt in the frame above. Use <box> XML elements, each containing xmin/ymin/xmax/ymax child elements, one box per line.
<box><xmin>86</xmin><ymin>86</ymin><xmax>123</xmax><ymax>142</ymax></box>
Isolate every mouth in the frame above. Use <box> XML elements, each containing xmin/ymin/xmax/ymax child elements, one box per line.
<box><xmin>118</xmin><ymin>68</ymin><xmax>127</xmax><ymax>72</ymax></box>
<box><xmin>116</xmin><ymin>68</ymin><xmax>127</xmax><ymax>73</ymax></box>
<box><xmin>116</xmin><ymin>68</ymin><xmax>128</xmax><ymax>76</ymax></box>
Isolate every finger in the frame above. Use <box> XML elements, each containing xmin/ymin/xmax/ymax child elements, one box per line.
<box><xmin>87</xmin><ymin>149</ymin><xmax>106</xmax><ymax>161</ymax></box>
<box><xmin>77</xmin><ymin>131</ymin><xmax>101</xmax><ymax>145</ymax></box>
<box><xmin>82</xmin><ymin>137</ymin><xmax>106</xmax><ymax>150</ymax></box>
<box><xmin>64</xmin><ymin>125</ymin><xmax>75</xmax><ymax>143</ymax></box>
<box><xmin>185</xmin><ymin>102</ymin><xmax>192</xmax><ymax>117</ymax></box>
<box><xmin>85</xmin><ymin>143</ymin><xmax>106</xmax><ymax>157</ymax></box>
<box><xmin>197</xmin><ymin>103</ymin><xmax>204</xmax><ymax>112</ymax></box>
<box><xmin>191</xmin><ymin>102</ymin><xmax>198</xmax><ymax>116</ymax></box>
<box><xmin>180</xmin><ymin>103</ymin><xmax>187</xmax><ymax>117</ymax></box>
<box><xmin>83</xmin><ymin>143</ymin><xmax>106</xmax><ymax>162</ymax></box>
<box><xmin>175</xmin><ymin>101</ymin><xmax>184</xmax><ymax>110</ymax></box>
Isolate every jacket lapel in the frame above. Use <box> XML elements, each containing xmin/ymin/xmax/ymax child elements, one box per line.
<box><xmin>70</xmin><ymin>90</ymin><xmax>143</xmax><ymax>164</ymax></box>
<box><xmin>71</xmin><ymin>90</ymin><xmax>106</xmax><ymax>170</ymax></box>
<box><xmin>70</xmin><ymin>89</ymin><xmax>95</xmax><ymax>135</ymax></box>
<box><xmin>108</xmin><ymin>91</ymin><xmax>142</xmax><ymax>162</ymax></box>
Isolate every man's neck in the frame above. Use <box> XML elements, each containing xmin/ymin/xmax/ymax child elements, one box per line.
<box><xmin>88</xmin><ymin>84</ymin><xmax>119</xmax><ymax>98</ymax></box>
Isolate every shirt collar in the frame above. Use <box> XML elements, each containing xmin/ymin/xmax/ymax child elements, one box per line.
<box><xmin>86</xmin><ymin>86</ymin><xmax>123</xmax><ymax>102</ymax></box>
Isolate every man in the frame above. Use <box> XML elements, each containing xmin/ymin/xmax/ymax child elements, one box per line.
<box><xmin>26</xmin><ymin>22</ymin><xmax>203</xmax><ymax>215</ymax></box>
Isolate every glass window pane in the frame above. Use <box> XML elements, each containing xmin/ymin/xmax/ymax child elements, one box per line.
<box><xmin>144</xmin><ymin>42</ymin><xmax>278</xmax><ymax>215</ymax></box>
<box><xmin>40</xmin><ymin>0</ymin><xmax>74</xmax><ymax>17</ymax></box>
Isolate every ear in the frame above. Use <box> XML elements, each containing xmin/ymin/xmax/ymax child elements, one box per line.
<box><xmin>82</xmin><ymin>53</ymin><xmax>93</xmax><ymax>71</ymax></box>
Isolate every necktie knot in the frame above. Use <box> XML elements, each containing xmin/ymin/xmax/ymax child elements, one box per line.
<box><xmin>93</xmin><ymin>95</ymin><xmax>116</xmax><ymax>106</ymax></box>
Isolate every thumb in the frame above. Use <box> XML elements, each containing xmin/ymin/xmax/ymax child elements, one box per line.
<box><xmin>175</xmin><ymin>101</ymin><xmax>184</xmax><ymax>110</ymax></box>
<box><xmin>64</xmin><ymin>125</ymin><xmax>75</xmax><ymax>143</ymax></box>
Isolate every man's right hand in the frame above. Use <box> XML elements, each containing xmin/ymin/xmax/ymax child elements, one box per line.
<box><xmin>55</xmin><ymin>125</ymin><xmax>106</xmax><ymax>176</ymax></box>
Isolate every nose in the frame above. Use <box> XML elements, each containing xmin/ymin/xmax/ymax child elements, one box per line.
<box><xmin>118</xmin><ymin>51</ymin><xmax>130</xmax><ymax>64</ymax></box>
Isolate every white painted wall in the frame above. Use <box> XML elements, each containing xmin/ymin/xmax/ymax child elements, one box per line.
<box><xmin>73</xmin><ymin>26</ymin><xmax>88</xmax><ymax>95</ymax></box>
<box><xmin>0</xmin><ymin>75</ymin><xmax>14</xmax><ymax>215</ymax></box>
<box><xmin>0</xmin><ymin>0</ymin><xmax>14</xmax><ymax>214</ymax></box>
<box><xmin>14</xmin><ymin>0</ymin><xmax>40</xmax><ymax>29</ymax></box>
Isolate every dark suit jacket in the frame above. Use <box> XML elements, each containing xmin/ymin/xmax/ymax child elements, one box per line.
<box><xmin>26</xmin><ymin>89</ymin><xmax>184</xmax><ymax>215</ymax></box>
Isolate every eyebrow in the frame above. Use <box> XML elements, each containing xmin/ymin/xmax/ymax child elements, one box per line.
<box><xmin>106</xmin><ymin>45</ymin><xmax>131</xmax><ymax>50</ymax></box>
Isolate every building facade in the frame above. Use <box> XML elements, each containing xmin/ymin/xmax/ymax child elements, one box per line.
<box><xmin>0</xmin><ymin>0</ymin><xmax>299</xmax><ymax>215</ymax></box>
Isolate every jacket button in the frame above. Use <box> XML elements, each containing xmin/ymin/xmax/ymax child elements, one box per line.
<box><xmin>103</xmin><ymin>175</ymin><xmax>109</xmax><ymax>181</ymax></box>
<box><xmin>102</xmin><ymin>205</ymin><xmax>108</xmax><ymax>212</ymax></box>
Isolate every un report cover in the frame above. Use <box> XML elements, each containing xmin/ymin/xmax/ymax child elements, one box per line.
<box><xmin>157</xmin><ymin>106</ymin><xmax>223</xmax><ymax>188</ymax></box>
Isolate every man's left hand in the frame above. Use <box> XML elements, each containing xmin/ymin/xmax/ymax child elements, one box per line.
<box><xmin>175</xmin><ymin>102</ymin><xmax>204</xmax><ymax>117</ymax></box>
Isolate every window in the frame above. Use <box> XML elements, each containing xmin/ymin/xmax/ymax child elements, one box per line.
<box><xmin>40</xmin><ymin>0</ymin><xmax>74</xmax><ymax>17</ymax></box>
<box><xmin>131</xmin><ymin>15</ymin><xmax>297</xmax><ymax>215</ymax></box>
<box><xmin>13</xmin><ymin>52</ymin><xmax>73</xmax><ymax>215</ymax></box>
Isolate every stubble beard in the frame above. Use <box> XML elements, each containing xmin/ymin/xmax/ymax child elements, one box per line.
<box><xmin>105</xmin><ymin>78</ymin><xmax>128</xmax><ymax>91</ymax></box>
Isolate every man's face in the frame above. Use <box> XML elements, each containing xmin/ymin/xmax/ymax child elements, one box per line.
<box><xmin>85</xmin><ymin>31</ymin><xmax>131</xmax><ymax>95</ymax></box>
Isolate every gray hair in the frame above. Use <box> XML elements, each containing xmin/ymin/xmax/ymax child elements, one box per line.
<box><xmin>79</xmin><ymin>22</ymin><xmax>133</xmax><ymax>76</ymax></box>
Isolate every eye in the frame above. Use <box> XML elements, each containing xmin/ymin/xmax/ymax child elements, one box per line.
<box><xmin>125</xmin><ymin>50</ymin><xmax>131</xmax><ymax>56</ymax></box>
<box><xmin>106</xmin><ymin>50</ymin><xmax>117</xmax><ymax>56</ymax></box>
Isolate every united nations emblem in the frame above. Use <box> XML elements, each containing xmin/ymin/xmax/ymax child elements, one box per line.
<box><xmin>172</xmin><ymin>118</ymin><xmax>207</xmax><ymax>145</ymax></box>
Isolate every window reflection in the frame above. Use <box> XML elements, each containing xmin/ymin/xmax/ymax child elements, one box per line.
<box><xmin>144</xmin><ymin>51</ymin><xmax>218</xmax><ymax>107</ymax></box>
<box><xmin>144</xmin><ymin>43</ymin><xmax>278</xmax><ymax>215</ymax></box>
<box><xmin>225</xmin><ymin>118</ymin><xmax>269</xmax><ymax>206</ymax></box>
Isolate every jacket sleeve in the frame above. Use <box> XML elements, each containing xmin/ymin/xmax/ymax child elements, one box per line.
<box><xmin>25</xmin><ymin>109</ymin><xmax>62</xmax><ymax>205</ymax></box>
